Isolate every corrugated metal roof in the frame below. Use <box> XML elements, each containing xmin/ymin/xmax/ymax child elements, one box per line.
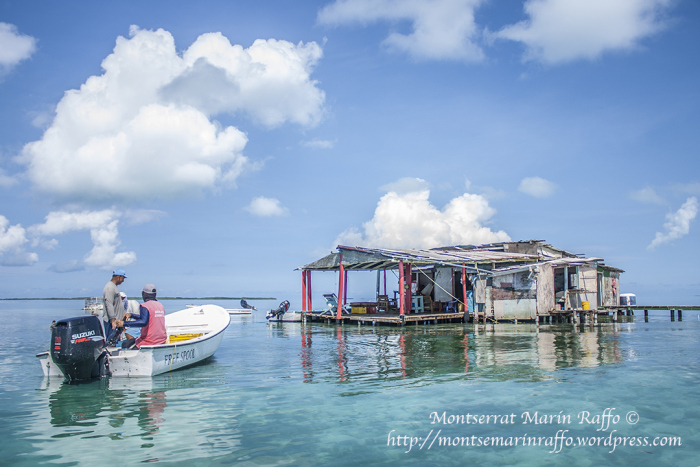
<box><xmin>298</xmin><ymin>240</ymin><xmax>623</xmax><ymax>275</ymax></box>
<box><xmin>299</xmin><ymin>244</ymin><xmax>540</xmax><ymax>272</ymax></box>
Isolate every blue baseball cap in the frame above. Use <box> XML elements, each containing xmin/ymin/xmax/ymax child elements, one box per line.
<box><xmin>112</xmin><ymin>269</ymin><xmax>127</xmax><ymax>278</ymax></box>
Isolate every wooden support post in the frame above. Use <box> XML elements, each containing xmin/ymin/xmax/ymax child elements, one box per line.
<box><xmin>405</xmin><ymin>263</ymin><xmax>412</xmax><ymax>315</ymax></box>
<box><xmin>679</xmin><ymin>309</ymin><xmax>683</xmax><ymax>321</ymax></box>
<box><xmin>399</xmin><ymin>260</ymin><xmax>405</xmax><ymax>316</ymax></box>
<box><xmin>644</xmin><ymin>309</ymin><xmax>648</xmax><ymax>322</ymax></box>
<box><xmin>337</xmin><ymin>253</ymin><xmax>345</xmax><ymax>321</ymax></box>
<box><xmin>670</xmin><ymin>309</ymin><xmax>675</xmax><ymax>322</ymax></box>
<box><xmin>343</xmin><ymin>269</ymin><xmax>348</xmax><ymax>306</ymax></box>
<box><xmin>376</xmin><ymin>270</ymin><xmax>380</xmax><ymax>300</ymax></box>
<box><xmin>301</xmin><ymin>271</ymin><xmax>307</xmax><ymax>312</ymax></box>
<box><xmin>461</xmin><ymin>264</ymin><xmax>468</xmax><ymax>317</ymax></box>
<box><xmin>307</xmin><ymin>271</ymin><xmax>312</xmax><ymax>312</ymax></box>
<box><xmin>564</xmin><ymin>266</ymin><xmax>569</xmax><ymax>310</ymax></box>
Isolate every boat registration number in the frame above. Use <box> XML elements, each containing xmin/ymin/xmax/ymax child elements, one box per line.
<box><xmin>164</xmin><ymin>348</ymin><xmax>196</xmax><ymax>365</ymax></box>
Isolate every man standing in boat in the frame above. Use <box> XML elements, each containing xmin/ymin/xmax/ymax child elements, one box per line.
<box><xmin>119</xmin><ymin>284</ymin><xmax>167</xmax><ymax>349</ymax></box>
<box><xmin>102</xmin><ymin>269</ymin><xmax>127</xmax><ymax>341</ymax></box>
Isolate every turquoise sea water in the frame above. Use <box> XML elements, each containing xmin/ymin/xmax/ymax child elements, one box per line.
<box><xmin>1</xmin><ymin>299</ymin><xmax>698</xmax><ymax>466</ymax></box>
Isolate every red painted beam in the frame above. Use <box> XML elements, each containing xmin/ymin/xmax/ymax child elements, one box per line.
<box><xmin>462</xmin><ymin>264</ymin><xmax>468</xmax><ymax>315</ymax></box>
<box><xmin>307</xmin><ymin>270</ymin><xmax>312</xmax><ymax>311</ymax></box>
<box><xmin>337</xmin><ymin>253</ymin><xmax>345</xmax><ymax>320</ymax></box>
<box><xmin>301</xmin><ymin>270</ymin><xmax>305</xmax><ymax>312</ymax></box>
<box><xmin>399</xmin><ymin>260</ymin><xmax>405</xmax><ymax>315</ymax></box>
<box><xmin>405</xmin><ymin>263</ymin><xmax>412</xmax><ymax>315</ymax></box>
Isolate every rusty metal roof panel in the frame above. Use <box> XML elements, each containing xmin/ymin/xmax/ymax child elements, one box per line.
<box><xmin>300</xmin><ymin>245</ymin><xmax>539</xmax><ymax>272</ymax></box>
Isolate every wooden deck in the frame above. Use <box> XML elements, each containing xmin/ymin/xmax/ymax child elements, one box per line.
<box><xmin>301</xmin><ymin>304</ymin><xmax>699</xmax><ymax>326</ymax></box>
<box><xmin>304</xmin><ymin>311</ymin><xmax>466</xmax><ymax>325</ymax></box>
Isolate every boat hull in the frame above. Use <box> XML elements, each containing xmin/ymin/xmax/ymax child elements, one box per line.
<box><xmin>267</xmin><ymin>311</ymin><xmax>303</xmax><ymax>322</ymax></box>
<box><xmin>108</xmin><ymin>327</ymin><xmax>226</xmax><ymax>376</ymax></box>
<box><xmin>224</xmin><ymin>308</ymin><xmax>252</xmax><ymax>315</ymax></box>
<box><xmin>38</xmin><ymin>304</ymin><xmax>230</xmax><ymax>378</ymax></box>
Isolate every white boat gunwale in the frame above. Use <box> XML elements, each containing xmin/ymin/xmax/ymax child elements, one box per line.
<box><xmin>38</xmin><ymin>304</ymin><xmax>230</xmax><ymax>378</ymax></box>
<box><xmin>139</xmin><ymin>323</ymin><xmax>228</xmax><ymax>350</ymax></box>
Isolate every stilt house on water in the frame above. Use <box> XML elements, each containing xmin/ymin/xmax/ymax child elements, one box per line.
<box><xmin>298</xmin><ymin>240</ymin><xmax>623</xmax><ymax>323</ymax></box>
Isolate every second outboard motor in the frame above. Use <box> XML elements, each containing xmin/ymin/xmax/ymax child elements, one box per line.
<box><xmin>240</xmin><ymin>299</ymin><xmax>257</xmax><ymax>310</ymax></box>
<box><xmin>266</xmin><ymin>300</ymin><xmax>290</xmax><ymax>320</ymax></box>
<box><xmin>50</xmin><ymin>315</ymin><xmax>107</xmax><ymax>382</ymax></box>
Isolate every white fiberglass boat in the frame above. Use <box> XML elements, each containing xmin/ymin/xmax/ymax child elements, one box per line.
<box><xmin>265</xmin><ymin>300</ymin><xmax>303</xmax><ymax>322</ymax></box>
<box><xmin>37</xmin><ymin>304</ymin><xmax>230</xmax><ymax>379</ymax></box>
<box><xmin>224</xmin><ymin>308</ymin><xmax>253</xmax><ymax>315</ymax></box>
<box><xmin>187</xmin><ymin>304</ymin><xmax>252</xmax><ymax>315</ymax></box>
<box><xmin>82</xmin><ymin>297</ymin><xmax>105</xmax><ymax>321</ymax></box>
<box><xmin>267</xmin><ymin>311</ymin><xmax>303</xmax><ymax>322</ymax></box>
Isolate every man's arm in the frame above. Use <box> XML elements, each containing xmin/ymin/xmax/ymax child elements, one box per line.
<box><xmin>125</xmin><ymin>305</ymin><xmax>149</xmax><ymax>328</ymax></box>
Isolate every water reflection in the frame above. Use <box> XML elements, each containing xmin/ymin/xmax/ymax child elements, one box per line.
<box><xmin>296</xmin><ymin>322</ymin><xmax>627</xmax><ymax>384</ymax></box>
<box><xmin>45</xmin><ymin>378</ymin><xmax>166</xmax><ymax>441</ymax></box>
<box><xmin>32</xmin><ymin>361</ymin><xmax>242</xmax><ymax>464</ymax></box>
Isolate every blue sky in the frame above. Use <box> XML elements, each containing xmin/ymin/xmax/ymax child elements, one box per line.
<box><xmin>0</xmin><ymin>0</ymin><xmax>698</xmax><ymax>305</ymax></box>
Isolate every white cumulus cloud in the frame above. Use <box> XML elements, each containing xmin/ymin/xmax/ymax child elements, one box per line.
<box><xmin>0</xmin><ymin>22</ymin><xmax>37</xmax><ymax>75</ymax></box>
<box><xmin>0</xmin><ymin>215</ymin><xmax>37</xmax><ymax>266</ymax></box>
<box><xmin>245</xmin><ymin>197</ymin><xmax>289</xmax><ymax>217</ymax></box>
<box><xmin>493</xmin><ymin>0</ymin><xmax>672</xmax><ymax>64</ymax></box>
<box><xmin>318</xmin><ymin>0</ymin><xmax>485</xmax><ymax>61</ymax></box>
<box><xmin>29</xmin><ymin>209</ymin><xmax>137</xmax><ymax>270</ymax></box>
<box><xmin>334</xmin><ymin>179</ymin><xmax>510</xmax><ymax>249</ymax></box>
<box><xmin>18</xmin><ymin>26</ymin><xmax>325</xmax><ymax>203</ymax></box>
<box><xmin>648</xmin><ymin>197</ymin><xmax>698</xmax><ymax>250</ymax></box>
<box><xmin>518</xmin><ymin>176</ymin><xmax>557</xmax><ymax>198</ymax></box>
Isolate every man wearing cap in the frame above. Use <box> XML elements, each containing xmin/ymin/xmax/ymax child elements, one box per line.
<box><xmin>103</xmin><ymin>269</ymin><xmax>127</xmax><ymax>340</ymax></box>
<box><xmin>120</xmin><ymin>284</ymin><xmax>167</xmax><ymax>349</ymax></box>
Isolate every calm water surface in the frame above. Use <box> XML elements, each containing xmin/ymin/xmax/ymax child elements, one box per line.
<box><xmin>1</xmin><ymin>300</ymin><xmax>698</xmax><ymax>465</ymax></box>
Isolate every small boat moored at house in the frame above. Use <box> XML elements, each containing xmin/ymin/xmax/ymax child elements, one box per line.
<box><xmin>224</xmin><ymin>308</ymin><xmax>253</xmax><ymax>315</ymax></box>
<box><xmin>266</xmin><ymin>300</ymin><xmax>302</xmax><ymax>322</ymax></box>
<box><xmin>224</xmin><ymin>299</ymin><xmax>256</xmax><ymax>315</ymax></box>
<box><xmin>37</xmin><ymin>304</ymin><xmax>230</xmax><ymax>380</ymax></box>
<box><xmin>187</xmin><ymin>303</ymin><xmax>252</xmax><ymax>315</ymax></box>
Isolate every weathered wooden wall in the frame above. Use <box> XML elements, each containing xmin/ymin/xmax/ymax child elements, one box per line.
<box><xmin>491</xmin><ymin>271</ymin><xmax>537</xmax><ymax>320</ymax></box>
<box><xmin>434</xmin><ymin>267</ymin><xmax>453</xmax><ymax>302</ymax></box>
<box><xmin>601</xmin><ymin>271</ymin><xmax>620</xmax><ymax>306</ymax></box>
<box><xmin>579</xmin><ymin>266</ymin><xmax>598</xmax><ymax>310</ymax></box>
<box><xmin>536</xmin><ymin>263</ymin><xmax>555</xmax><ymax>314</ymax></box>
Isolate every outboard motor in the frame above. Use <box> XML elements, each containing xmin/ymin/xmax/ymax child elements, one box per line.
<box><xmin>50</xmin><ymin>315</ymin><xmax>107</xmax><ymax>382</ymax></box>
<box><xmin>240</xmin><ymin>299</ymin><xmax>257</xmax><ymax>311</ymax></box>
<box><xmin>266</xmin><ymin>300</ymin><xmax>290</xmax><ymax>320</ymax></box>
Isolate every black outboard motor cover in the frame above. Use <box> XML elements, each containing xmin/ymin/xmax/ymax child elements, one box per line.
<box><xmin>51</xmin><ymin>315</ymin><xmax>106</xmax><ymax>382</ymax></box>
<box><xmin>240</xmin><ymin>299</ymin><xmax>257</xmax><ymax>310</ymax></box>
<box><xmin>266</xmin><ymin>300</ymin><xmax>290</xmax><ymax>320</ymax></box>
